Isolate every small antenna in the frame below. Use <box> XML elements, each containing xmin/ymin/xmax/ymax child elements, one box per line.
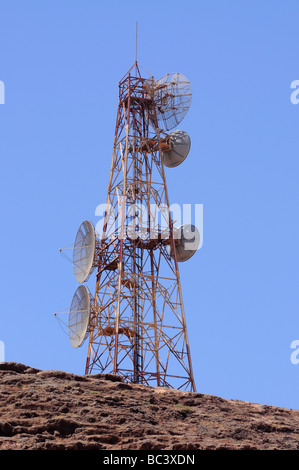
<box><xmin>135</xmin><ymin>21</ymin><xmax>138</xmax><ymax>64</ymax></box>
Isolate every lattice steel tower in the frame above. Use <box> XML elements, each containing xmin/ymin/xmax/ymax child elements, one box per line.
<box><xmin>59</xmin><ymin>62</ymin><xmax>200</xmax><ymax>392</ymax></box>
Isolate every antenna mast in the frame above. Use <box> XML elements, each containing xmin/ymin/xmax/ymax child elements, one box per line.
<box><xmin>135</xmin><ymin>21</ymin><xmax>138</xmax><ymax>64</ymax></box>
<box><xmin>60</xmin><ymin>63</ymin><xmax>199</xmax><ymax>392</ymax></box>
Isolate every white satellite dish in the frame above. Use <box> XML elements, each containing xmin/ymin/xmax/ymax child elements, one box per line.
<box><xmin>162</xmin><ymin>130</ymin><xmax>191</xmax><ymax>168</ymax></box>
<box><xmin>68</xmin><ymin>285</ymin><xmax>91</xmax><ymax>348</ymax></box>
<box><xmin>169</xmin><ymin>224</ymin><xmax>200</xmax><ymax>262</ymax></box>
<box><xmin>146</xmin><ymin>73</ymin><xmax>192</xmax><ymax>131</ymax></box>
<box><xmin>73</xmin><ymin>220</ymin><xmax>96</xmax><ymax>284</ymax></box>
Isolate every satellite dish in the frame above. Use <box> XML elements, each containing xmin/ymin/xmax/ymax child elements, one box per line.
<box><xmin>146</xmin><ymin>73</ymin><xmax>192</xmax><ymax>131</ymax></box>
<box><xmin>169</xmin><ymin>224</ymin><xmax>200</xmax><ymax>262</ymax></box>
<box><xmin>68</xmin><ymin>285</ymin><xmax>91</xmax><ymax>348</ymax></box>
<box><xmin>162</xmin><ymin>130</ymin><xmax>191</xmax><ymax>168</ymax></box>
<box><xmin>73</xmin><ymin>220</ymin><xmax>96</xmax><ymax>284</ymax></box>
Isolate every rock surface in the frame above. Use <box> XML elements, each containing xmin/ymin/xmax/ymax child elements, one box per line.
<box><xmin>0</xmin><ymin>362</ymin><xmax>298</xmax><ymax>450</ymax></box>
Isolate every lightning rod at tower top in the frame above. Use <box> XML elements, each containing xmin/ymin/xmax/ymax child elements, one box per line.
<box><xmin>57</xmin><ymin>56</ymin><xmax>200</xmax><ymax>392</ymax></box>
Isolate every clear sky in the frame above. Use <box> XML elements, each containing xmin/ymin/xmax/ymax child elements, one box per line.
<box><xmin>0</xmin><ymin>0</ymin><xmax>298</xmax><ymax>410</ymax></box>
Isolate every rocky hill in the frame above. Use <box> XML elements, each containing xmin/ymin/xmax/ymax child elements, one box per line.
<box><xmin>0</xmin><ymin>362</ymin><xmax>298</xmax><ymax>450</ymax></box>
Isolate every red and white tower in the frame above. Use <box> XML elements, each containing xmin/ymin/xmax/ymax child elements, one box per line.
<box><xmin>59</xmin><ymin>62</ymin><xmax>200</xmax><ymax>392</ymax></box>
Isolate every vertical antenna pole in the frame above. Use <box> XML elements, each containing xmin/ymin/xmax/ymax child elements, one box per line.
<box><xmin>135</xmin><ymin>21</ymin><xmax>138</xmax><ymax>64</ymax></box>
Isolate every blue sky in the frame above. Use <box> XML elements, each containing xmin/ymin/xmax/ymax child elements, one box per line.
<box><xmin>0</xmin><ymin>0</ymin><xmax>298</xmax><ymax>410</ymax></box>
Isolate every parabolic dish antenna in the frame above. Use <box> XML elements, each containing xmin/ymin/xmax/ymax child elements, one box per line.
<box><xmin>73</xmin><ymin>220</ymin><xmax>96</xmax><ymax>284</ymax></box>
<box><xmin>169</xmin><ymin>224</ymin><xmax>200</xmax><ymax>262</ymax></box>
<box><xmin>68</xmin><ymin>285</ymin><xmax>91</xmax><ymax>348</ymax></box>
<box><xmin>162</xmin><ymin>130</ymin><xmax>191</xmax><ymax>168</ymax></box>
<box><xmin>146</xmin><ymin>73</ymin><xmax>192</xmax><ymax>131</ymax></box>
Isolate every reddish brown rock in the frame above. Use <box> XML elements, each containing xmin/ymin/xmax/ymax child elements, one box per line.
<box><xmin>0</xmin><ymin>362</ymin><xmax>299</xmax><ymax>450</ymax></box>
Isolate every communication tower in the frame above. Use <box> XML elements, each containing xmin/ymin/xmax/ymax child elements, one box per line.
<box><xmin>58</xmin><ymin>62</ymin><xmax>200</xmax><ymax>391</ymax></box>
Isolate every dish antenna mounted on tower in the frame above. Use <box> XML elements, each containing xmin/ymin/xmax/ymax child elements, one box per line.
<box><xmin>57</xmin><ymin>61</ymin><xmax>200</xmax><ymax>391</ymax></box>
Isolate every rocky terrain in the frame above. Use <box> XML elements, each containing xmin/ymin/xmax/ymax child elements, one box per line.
<box><xmin>0</xmin><ymin>362</ymin><xmax>298</xmax><ymax>450</ymax></box>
